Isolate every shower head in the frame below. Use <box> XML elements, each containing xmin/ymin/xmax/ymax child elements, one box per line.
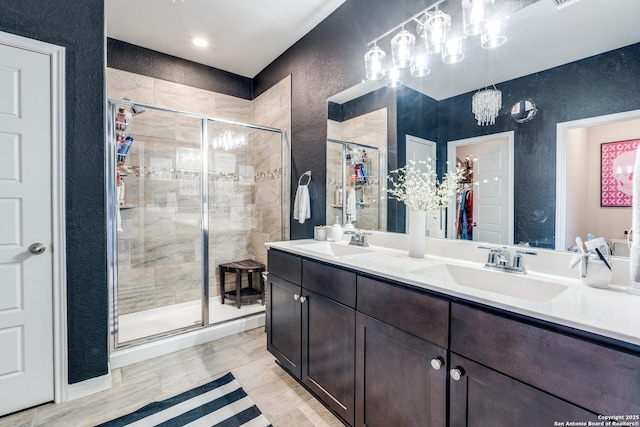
<box><xmin>122</xmin><ymin>98</ymin><xmax>145</xmax><ymax>116</ymax></box>
<box><xmin>131</xmin><ymin>104</ymin><xmax>145</xmax><ymax>116</ymax></box>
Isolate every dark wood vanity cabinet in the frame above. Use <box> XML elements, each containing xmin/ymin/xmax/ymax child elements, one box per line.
<box><xmin>267</xmin><ymin>274</ymin><xmax>302</xmax><ymax>378</ymax></box>
<box><xmin>302</xmin><ymin>287</ymin><xmax>355</xmax><ymax>425</ymax></box>
<box><xmin>450</xmin><ymin>302</ymin><xmax>640</xmax><ymax>424</ymax></box>
<box><xmin>266</xmin><ymin>251</ymin><xmax>302</xmax><ymax>378</ymax></box>
<box><xmin>267</xmin><ymin>250</ymin><xmax>356</xmax><ymax>426</ymax></box>
<box><xmin>268</xmin><ymin>249</ymin><xmax>640</xmax><ymax>426</ymax></box>
<box><xmin>448</xmin><ymin>353</ymin><xmax>597</xmax><ymax>427</ymax></box>
<box><xmin>355</xmin><ymin>277</ymin><xmax>449</xmax><ymax>427</ymax></box>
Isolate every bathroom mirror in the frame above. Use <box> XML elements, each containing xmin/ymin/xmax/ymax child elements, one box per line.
<box><xmin>326</xmin><ymin>0</ymin><xmax>640</xmax><ymax>254</ymax></box>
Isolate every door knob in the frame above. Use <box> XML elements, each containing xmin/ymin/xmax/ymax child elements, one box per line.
<box><xmin>293</xmin><ymin>293</ymin><xmax>299</xmax><ymax>301</ymax></box>
<box><xmin>29</xmin><ymin>243</ymin><xmax>46</xmax><ymax>255</ymax></box>
<box><xmin>299</xmin><ymin>296</ymin><xmax>307</xmax><ymax>303</ymax></box>
<box><xmin>450</xmin><ymin>367</ymin><xmax>465</xmax><ymax>381</ymax></box>
<box><xmin>430</xmin><ymin>357</ymin><xmax>445</xmax><ymax>370</ymax></box>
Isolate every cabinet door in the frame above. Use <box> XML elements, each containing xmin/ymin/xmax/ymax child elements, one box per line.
<box><xmin>302</xmin><ymin>290</ymin><xmax>355</xmax><ymax>426</ymax></box>
<box><xmin>449</xmin><ymin>353</ymin><xmax>599</xmax><ymax>427</ymax></box>
<box><xmin>267</xmin><ymin>275</ymin><xmax>302</xmax><ymax>379</ymax></box>
<box><xmin>355</xmin><ymin>313</ymin><xmax>447</xmax><ymax>427</ymax></box>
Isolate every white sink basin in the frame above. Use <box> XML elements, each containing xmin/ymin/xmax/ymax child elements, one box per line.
<box><xmin>293</xmin><ymin>241</ymin><xmax>372</xmax><ymax>257</ymax></box>
<box><xmin>414</xmin><ymin>263</ymin><xmax>568</xmax><ymax>303</ymax></box>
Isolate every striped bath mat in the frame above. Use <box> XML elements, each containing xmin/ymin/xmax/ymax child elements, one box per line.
<box><xmin>97</xmin><ymin>372</ymin><xmax>271</xmax><ymax>427</ymax></box>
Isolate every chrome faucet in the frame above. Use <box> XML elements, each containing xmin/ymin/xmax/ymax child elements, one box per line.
<box><xmin>480</xmin><ymin>246</ymin><xmax>537</xmax><ymax>274</ymax></box>
<box><xmin>344</xmin><ymin>229</ymin><xmax>372</xmax><ymax>247</ymax></box>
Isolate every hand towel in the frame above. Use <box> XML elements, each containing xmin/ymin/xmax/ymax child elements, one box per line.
<box><xmin>293</xmin><ymin>184</ymin><xmax>311</xmax><ymax>224</ymax></box>
<box><xmin>347</xmin><ymin>187</ymin><xmax>357</xmax><ymax>222</ymax></box>
<box><xmin>630</xmin><ymin>145</ymin><xmax>640</xmax><ymax>295</ymax></box>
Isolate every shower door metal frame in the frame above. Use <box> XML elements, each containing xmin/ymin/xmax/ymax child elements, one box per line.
<box><xmin>106</xmin><ymin>98</ymin><xmax>289</xmax><ymax>350</ymax></box>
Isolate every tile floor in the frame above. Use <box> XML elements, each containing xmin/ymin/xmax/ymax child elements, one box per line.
<box><xmin>0</xmin><ymin>328</ymin><xmax>343</xmax><ymax>427</ymax></box>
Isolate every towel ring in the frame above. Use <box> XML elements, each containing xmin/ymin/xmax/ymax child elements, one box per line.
<box><xmin>298</xmin><ymin>171</ymin><xmax>311</xmax><ymax>186</ymax></box>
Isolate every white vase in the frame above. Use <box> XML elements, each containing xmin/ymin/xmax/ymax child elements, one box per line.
<box><xmin>408</xmin><ymin>210</ymin><xmax>427</xmax><ymax>258</ymax></box>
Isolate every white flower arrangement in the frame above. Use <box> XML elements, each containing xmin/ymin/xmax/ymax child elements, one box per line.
<box><xmin>386</xmin><ymin>160</ymin><xmax>464</xmax><ymax>211</ymax></box>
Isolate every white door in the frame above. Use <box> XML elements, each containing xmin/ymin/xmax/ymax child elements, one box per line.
<box><xmin>448</xmin><ymin>132</ymin><xmax>513</xmax><ymax>245</ymax></box>
<box><xmin>405</xmin><ymin>135</ymin><xmax>438</xmax><ymax>235</ymax></box>
<box><xmin>468</xmin><ymin>139</ymin><xmax>510</xmax><ymax>244</ymax></box>
<box><xmin>0</xmin><ymin>42</ymin><xmax>54</xmax><ymax>416</ymax></box>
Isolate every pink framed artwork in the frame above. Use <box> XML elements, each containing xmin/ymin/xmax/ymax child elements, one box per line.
<box><xmin>601</xmin><ymin>139</ymin><xmax>640</xmax><ymax>207</ymax></box>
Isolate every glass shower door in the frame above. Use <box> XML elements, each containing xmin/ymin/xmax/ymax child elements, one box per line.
<box><xmin>113</xmin><ymin>105</ymin><xmax>204</xmax><ymax>345</ymax></box>
<box><xmin>206</xmin><ymin>121</ymin><xmax>282</xmax><ymax>324</ymax></box>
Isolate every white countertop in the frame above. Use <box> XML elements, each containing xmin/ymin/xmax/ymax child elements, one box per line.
<box><xmin>266</xmin><ymin>237</ymin><xmax>640</xmax><ymax>348</ymax></box>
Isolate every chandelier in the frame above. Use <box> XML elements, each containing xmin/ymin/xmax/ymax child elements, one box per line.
<box><xmin>212</xmin><ymin>129</ymin><xmax>247</xmax><ymax>151</ymax></box>
<box><xmin>364</xmin><ymin>0</ymin><xmax>507</xmax><ymax>89</ymax></box>
<box><xmin>472</xmin><ymin>86</ymin><xmax>502</xmax><ymax>126</ymax></box>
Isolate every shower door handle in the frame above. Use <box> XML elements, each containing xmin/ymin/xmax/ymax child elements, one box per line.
<box><xmin>29</xmin><ymin>243</ymin><xmax>46</xmax><ymax>255</ymax></box>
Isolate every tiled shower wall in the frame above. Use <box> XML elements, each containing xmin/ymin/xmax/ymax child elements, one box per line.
<box><xmin>107</xmin><ymin>69</ymin><xmax>291</xmax><ymax>315</ymax></box>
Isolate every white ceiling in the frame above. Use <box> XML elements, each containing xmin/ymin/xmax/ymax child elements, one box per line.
<box><xmin>106</xmin><ymin>0</ymin><xmax>345</xmax><ymax>78</ymax></box>
<box><xmin>106</xmin><ymin>0</ymin><xmax>640</xmax><ymax>101</ymax></box>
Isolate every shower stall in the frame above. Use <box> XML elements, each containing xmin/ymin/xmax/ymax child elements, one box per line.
<box><xmin>106</xmin><ymin>99</ymin><xmax>289</xmax><ymax>349</ymax></box>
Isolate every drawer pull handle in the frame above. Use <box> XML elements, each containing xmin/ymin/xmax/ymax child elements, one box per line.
<box><xmin>299</xmin><ymin>296</ymin><xmax>307</xmax><ymax>303</ymax></box>
<box><xmin>293</xmin><ymin>293</ymin><xmax>299</xmax><ymax>301</ymax></box>
<box><xmin>450</xmin><ymin>367</ymin><xmax>465</xmax><ymax>381</ymax></box>
<box><xmin>430</xmin><ymin>357</ymin><xmax>445</xmax><ymax>371</ymax></box>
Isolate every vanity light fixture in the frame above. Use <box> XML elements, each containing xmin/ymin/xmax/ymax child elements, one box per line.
<box><xmin>391</xmin><ymin>29</ymin><xmax>416</xmax><ymax>68</ymax></box>
<box><xmin>386</xmin><ymin>67</ymin><xmax>403</xmax><ymax>88</ymax></box>
<box><xmin>462</xmin><ymin>0</ymin><xmax>489</xmax><ymax>36</ymax></box>
<box><xmin>363</xmin><ymin>0</ymin><xmax>506</xmax><ymax>88</ymax></box>
<box><xmin>411</xmin><ymin>39</ymin><xmax>431</xmax><ymax>77</ymax></box>
<box><xmin>481</xmin><ymin>20</ymin><xmax>507</xmax><ymax>49</ymax></box>
<box><xmin>365</xmin><ymin>45</ymin><xmax>386</xmax><ymax>80</ymax></box>
<box><xmin>423</xmin><ymin>9</ymin><xmax>451</xmax><ymax>54</ymax></box>
<box><xmin>191</xmin><ymin>37</ymin><xmax>208</xmax><ymax>48</ymax></box>
<box><xmin>442</xmin><ymin>38</ymin><xmax>465</xmax><ymax>64</ymax></box>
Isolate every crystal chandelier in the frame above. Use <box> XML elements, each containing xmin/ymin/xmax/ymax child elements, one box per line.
<box><xmin>472</xmin><ymin>86</ymin><xmax>502</xmax><ymax>126</ymax></box>
<box><xmin>212</xmin><ymin>129</ymin><xmax>247</xmax><ymax>151</ymax></box>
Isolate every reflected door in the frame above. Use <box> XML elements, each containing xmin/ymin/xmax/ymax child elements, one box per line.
<box><xmin>472</xmin><ymin>139</ymin><xmax>510</xmax><ymax>244</ymax></box>
<box><xmin>406</xmin><ymin>135</ymin><xmax>437</xmax><ymax>235</ymax></box>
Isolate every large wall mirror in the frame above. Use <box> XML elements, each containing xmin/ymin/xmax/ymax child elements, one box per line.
<box><xmin>326</xmin><ymin>0</ymin><xmax>640</xmax><ymax>257</ymax></box>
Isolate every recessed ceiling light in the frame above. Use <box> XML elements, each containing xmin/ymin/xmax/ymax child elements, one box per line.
<box><xmin>191</xmin><ymin>37</ymin><xmax>208</xmax><ymax>48</ymax></box>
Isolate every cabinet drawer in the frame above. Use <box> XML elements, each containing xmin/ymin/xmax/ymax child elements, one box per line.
<box><xmin>302</xmin><ymin>259</ymin><xmax>356</xmax><ymax>308</ymax></box>
<box><xmin>268</xmin><ymin>250</ymin><xmax>301</xmax><ymax>285</ymax></box>
<box><xmin>357</xmin><ymin>276</ymin><xmax>449</xmax><ymax>348</ymax></box>
<box><xmin>451</xmin><ymin>303</ymin><xmax>640</xmax><ymax>415</ymax></box>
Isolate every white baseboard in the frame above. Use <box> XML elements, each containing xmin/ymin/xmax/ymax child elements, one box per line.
<box><xmin>63</xmin><ymin>315</ymin><xmax>264</xmax><ymax>401</ymax></box>
<box><xmin>66</xmin><ymin>368</ymin><xmax>112</xmax><ymax>401</ymax></box>
<box><xmin>110</xmin><ymin>314</ymin><xmax>265</xmax><ymax>369</ymax></box>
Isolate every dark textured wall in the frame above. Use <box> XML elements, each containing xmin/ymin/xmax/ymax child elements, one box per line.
<box><xmin>394</xmin><ymin>87</ymin><xmax>439</xmax><ymax>233</ymax></box>
<box><xmin>107</xmin><ymin>38</ymin><xmax>252</xmax><ymax>100</ymax></box>
<box><xmin>438</xmin><ymin>43</ymin><xmax>640</xmax><ymax>247</ymax></box>
<box><xmin>0</xmin><ymin>0</ymin><xmax>108</xmax><ymax>383</ymax></box>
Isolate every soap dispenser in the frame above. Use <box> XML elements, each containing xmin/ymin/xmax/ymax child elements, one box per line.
<box><xmin>331</xmin><ymin>216</ymin><xmax>343</xmax><ymax>242</ymax></box>
<box><xmin>344</xmin><ymin>217</ymin><xmax>355</xmax><ymax>231</ymax></box>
